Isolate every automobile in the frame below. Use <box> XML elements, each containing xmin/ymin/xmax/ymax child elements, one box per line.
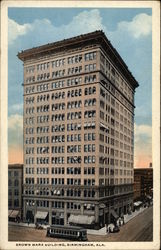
<box><xmin>113</xmin><ymin>225</ymin><xmax>120</xmax><ymax>233</ymax></box>
<box><xmin>107</xmin><ymin>224</ymin><xmax>120</xmax><ymax>233</ymax></box>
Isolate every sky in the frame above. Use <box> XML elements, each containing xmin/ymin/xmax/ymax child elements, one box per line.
<box><xmin>8</xmin><ymin>7</ymin><xmax>152</xmax><ymax>167</ymax></box>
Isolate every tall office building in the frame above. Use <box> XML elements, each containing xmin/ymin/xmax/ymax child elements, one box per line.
<box><xmin>18</xmin><ymin>31</ymin><xmax>138</xmax><ymax>228</ymax></box>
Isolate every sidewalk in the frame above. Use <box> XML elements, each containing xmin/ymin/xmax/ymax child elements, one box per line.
<box><xmin>124</xmin><ymin>205</ymin><xmax>149</xmax><ymax>224</ymax></box>
<box><xmin>9</xmin><ymin>221</ymin><xmax>48</xmax><ymax>229</ymax></box>
<box><xmin>87</xmin><ymin>226</ymin><xmax>107</xmax><ymax>236</ymax></box>
<box><xmin>88</xmin><ymin>205</ymin><xmax>151</xmax><ymax>235</ymax></box>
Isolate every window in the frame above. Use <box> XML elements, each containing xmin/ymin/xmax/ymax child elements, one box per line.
<box><xmin>67</xmin><ymin>100</ymin><xmax>82</xmax><ymax>109</ymax></box>
<box><xmin>52</xmin><ymin>69</ymin><xmax>65</xmax><ymax>78</ymax></box>
<box><xmin>52</xmin><ymin>102</ymin><xmax>65</xmax><ymax>111</ymax></box>
<box><xmin>67</xmin><ymin>178</ymin><xmax>81</xmax><ymax>185</ymax></box>
<box><xmin>14</xmin><ymin>189</ymin><xmax>19</xmax><ymax>196</ymax></box>
<box><xmin>52</xmin><ymin>157</ymin><xmax>64</xmax><ymax>164</ymax></box>
<box><xmin>84</xmin><ymin>133</ymin><xmax>95</xmax><ymax>141</ymax></box>
<box><xmin>68</xmin><ymin>66</ymin><xmax>82</xmax><ymax>75</ymax></box>
<box><xmin>52</xmin><ymin>58</ymin><xmax>65</xmax><ymax>67</ymax></box>
<box><xmin>67</xmin><ymin>156</ymin><xmax>81</xmax><ymax>164</ymax></box>
<box><xmin>67</xmin><ymin>89</ymin><xmax>82</xmax><ymax>98</ymax></box>
<box><xmin>52</xmin><ymin>146</ymin><xmax>65</xmax><ymax>154</ymax></box>
<box><xmin>51</xmin><ymin>114</ymin><xmax>65</xmax><ymax>121</ymax></box>
<box><xmin>37</xmin><ymin>62</ymin><xmax>50</xmax><ymax>71</ymax></box>
<box><xmin>14</xmin><ymin>199</ymin><xmax>19</xmax><ymax>207</ymax></box>
<box><xmin>68</xmin><ymin>55</ymin><xmax>82</xmax><ymax>64</ymax></box>
<box><xmin>37</xmin><ymin>94</ymin><xmax>50</xmax><ymax>103</ymax></box>
<box><xmin>67</xmin><ymin>112</ymin><xmax>81</xmax><ymax>120</ymax></box>
<box><xmin>84</xmin><ymin>144</ymin><xmax>95</xmax><ymax>152</ymax></box>
<box><xmin>67</xmin><ymin>145</ymin><xmax>81</xmax><ymax>153</ymax></box>
<box><xmin>84</xmin><ymin>52</ymin><xmax>96</xmax><ymax>61</ymax></box>
<box><xmin>84</xmin><ymin>110</ymin><xmax>96</xmax><ymax>118</ymax></box>
<box><xmin>84</xmin><ymin>179</ymin><xmax>95</xmax><ymax>186</ymax></box>
<box><xmin>84</xmin><ymin>156</ymin><xmax>95</xmax><ymax>164</ymax></box>
<box><xmin>52</xmin><ymin>167</ymin><xmax>64</xmax><ymax>175</ymax></box>
<box><xmin>14</xmin><ymin>180</ymin><xmax>19</xmax><ymax>186</ymax></box>
<box><xmin>51</xmin><ymin>178</ymin><xmax>64</xmax><ymax>185</ymax></box>
<box><xmin>67</xmin><ymin>134</ymin><xmax>81</xmax><ymax>142</ymax></box>
<box><xmin>84</xmin><ymin>86</ymin><xmax>96</xmax><ymax>95</ymax></box>
<box><xmin>51</xmin><ymin>124</ymin><xmax>65</xmax><ymax>132</ymax></box>
<box><xmin>51</xmin><ymin>135</ymin><xmax>65</xmax><ymax>143</ymax></box>
<box><xmin>52</xmin><ymin>80</ymin><xmax>65</xmax><ymax>89</ymax></box>
<box><xmin>67</xmin><ymin>77</ymin><xmax>82</xmax><ymax>86</ymax></box>
<box><xmin>85</xmin><ymin>74</ymin><xmax>96</xmax><ymax>83</ymax></box>
<box><xmin>85</xmin><ymin>64</ymin><xmax>96</xmax><ymax>72</ymax></box>
<box><xmin>37</xmin><ymin>115</ymin><xmax>49</xmax><ymax>123</ymax></box>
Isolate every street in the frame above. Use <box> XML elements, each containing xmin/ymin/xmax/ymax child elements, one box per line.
<box><xmin>8</xmin><ymin>206</ymin><xmax>153</xmax><ymax>242</ymax></box>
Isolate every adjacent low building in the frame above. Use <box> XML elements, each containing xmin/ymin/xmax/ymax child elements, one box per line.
<box><xmin>8</xmin><ymin>164</ymin><xmax>23</xmax><ymax>221</ymax></box>
<box><xmin>134</xmin><ymin>167</ymin><xmax>153</xmax><ymax>201</ymax></box>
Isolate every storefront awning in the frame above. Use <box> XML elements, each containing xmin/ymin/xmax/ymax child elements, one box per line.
<box><xmin>99</xmin><ymin>203</ymin><xmax>106</xmax><ymax>209</ymax></box>
<box><xmin>35</xmin><ymin>211</ymin><xmax>48</xmax><ymax>219</ymax></box>
<box><xmin>134</xmin><ymin>201</ymin><xmax>142</xmax><ymax>207</ymax></box>
<box><xmin>9</xmin><ymin>210</ymin><xmax>20</xmax><ymax>218</ymax></box>
<box><xmin>68</xmin><ymin>214</ymin><xmax>95</xmax><ymax>225</ymax></box>
<box><xmin>8</xmin><ymin>210</ymin><xmax>13</xmax><ymax>216</ymax></box>
<box><xmin>100</xmin><ymin>123</ymin><xmax>109</xmax><ymax>130</ymax></box>
<box><xmin>111</xmin><ymin>210</ymin><xmax>119</xmax><ymax>219</ymax></box>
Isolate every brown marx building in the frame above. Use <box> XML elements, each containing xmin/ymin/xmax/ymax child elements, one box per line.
<box><xmin>18</xmin><ymin>30</ymin><xmax>138</xmax><ymax>228</ymax></box>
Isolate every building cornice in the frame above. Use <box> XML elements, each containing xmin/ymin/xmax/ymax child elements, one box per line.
<box><xmin>17</xmin><ymin>30</ymin><xmax>138</xmax><ymax>89</ymax></box>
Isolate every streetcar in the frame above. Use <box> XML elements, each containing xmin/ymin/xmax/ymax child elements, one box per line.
<box><xmin>46</xmin><ymin>225</ymin><xmax>87</xmax><ymax>241</ymax></box>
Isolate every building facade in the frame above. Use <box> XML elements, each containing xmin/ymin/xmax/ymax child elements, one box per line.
<box><xmin>18</xmin><ymin>31</ymin><xmax>138</xmax><ymax>228</ymax></box>
<box><xmin>8</xmin><ymin>164</ymin><xmax>23</xmax><ymax>220</ymax></box>
<box><xmin>134</xmin><ymin>168</ymin><xmax>153</xmax><ymax>201</ymax></box>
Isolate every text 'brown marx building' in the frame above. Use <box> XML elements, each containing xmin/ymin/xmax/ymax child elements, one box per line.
<box><xmin>18</xmin><ymin>30</ymin><xmax>138</xmax><ymax>229</ymax></box>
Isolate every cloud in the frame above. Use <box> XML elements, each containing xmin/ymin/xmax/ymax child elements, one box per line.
<box><xmin>64</xmin><ymin>9</ymin><xmax>105</xmax><ymax>34</ymax></box>
<box><xmin>8</xmin><ymin>114</ymin><xmax>23</xmax><ymax>163</ymax></box>
<box><xmin>8</xmin><ymin>114</ymin><xmax>23</xmax><ymax>130</ymax></box>
<box><xmin>8</xmin><ymin>18</ymin><xmax>32</xmax><ymax>44</ymax></box>
<box><xmin>8</xmin><ymin>11</ymin><xmax>151</xmax><ymax>53</ymax></box>
<box><xmin>9</xmin><ymin>103</ymin><xmax>23</xmax><ymax>114</ymax></box>
<box><xmin>134</xmin><ymin>123</ymin><xmax>152</xmax><ymax>167</ymax></box>
<box><xmin>134</xmin><ymin>123</ymin><xmax>152</xmax><ymax>138</ymax></box>
<box><xmin>117</xmin><ymin>13</ymin><xmax>152</xmax><ymax>39</ymax></box>
<box><xmin>8</xmin><ymin>9</ymin><xmax>106</xmax><ymax>47</ymax></box>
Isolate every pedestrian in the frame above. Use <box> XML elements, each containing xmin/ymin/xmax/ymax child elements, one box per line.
<box><xmin>119</xmin><ymin>219</ymin><xmax>121</xmax><ymax>227</ymax></box>
<box><xmin>27</xmin><ymin>219</ymin><xmax>30</xmax><ymax>226</ymax></box>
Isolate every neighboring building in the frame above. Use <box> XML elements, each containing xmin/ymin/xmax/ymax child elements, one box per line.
<box><xmin>134</xmin><ymin>167</ymin><xmax>153</xmax><ymax>201</ymax></box>
<box><xmin>8</xmin><ymin>164</ymin><xmax>23</xmax><ymax>221</ymax></box>
<box><xmin>18</xmin><ymin>30</ymin><xmax>138</xmax><ymax>228</ymax></box>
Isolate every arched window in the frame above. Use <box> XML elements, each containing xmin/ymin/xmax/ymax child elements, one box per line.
<box><xmin>14</xmin><ymin>179</ymin><xmax>19</xmax><ymax>186</ymax></box>
<box><xmin>8</xmin><ymin>179</ymin><xmax>12</xmax><ymax>186</ymax></box>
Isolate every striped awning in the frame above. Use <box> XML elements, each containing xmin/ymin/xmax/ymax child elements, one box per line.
<box><xmin>134</xmin><ymin>201</ymin><xmax>143</xmax><ymax>207</ymax></box>
<box><xmin>35</xmin><ymin>211</ymin><xmax>48</xmax><ymax>219</ymax></box>
<box><xmin>99</xmin><ymin>203</ymin><xmax>106</xmax><ymax>209</ymax></box>
<box><xmin>8</xmin><ymin>210</ymin><xmax>13</xmax><ymax>216</ymax></box>
<box><xmin>100</xmin><ymin>123</ymin><xmax>109</xmax><ymax>130</ymax></box>
<box><xmin>9</xmin><ymin>210</ymin><xmax>20</xmax><ymax>218</ymax></box>
<box><xmin>68</xmin><ymin>214</ymin><xmax>95</xmax><ymax>225</ymax></box>
<box><xmin>111</xmin><ymin>210</ymin><xmax>119</xmax><ymax>219</ymax></box>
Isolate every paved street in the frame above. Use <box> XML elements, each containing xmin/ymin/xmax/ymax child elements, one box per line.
<box><xmin>8</xmin><ymin>206</ymin><xmax>153</xmax><ymax>242</ymax></box>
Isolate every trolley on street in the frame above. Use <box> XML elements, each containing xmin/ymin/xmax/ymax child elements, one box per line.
<box><xmin>46</xmin><ymin>225</ymin><xmax>87</xmax><ymax>241</ymax></box>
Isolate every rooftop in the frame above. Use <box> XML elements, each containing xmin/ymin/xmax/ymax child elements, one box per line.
<box><xmin>18</xmin><ymin>30</ymin><xmax>138</xmax><ymax>89</ymax></box>
<box><xmin>8</xmin><ymin>164</ymin><xmax>23</xmax><ymax>169</ymax></box>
